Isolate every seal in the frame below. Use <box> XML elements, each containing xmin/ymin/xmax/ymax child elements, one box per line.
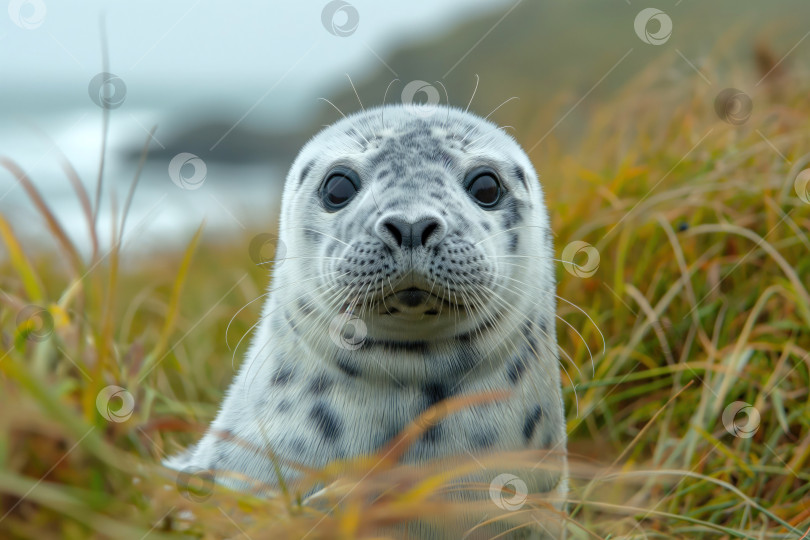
<box><xmin>165</xmin><ymin>104</ymin><xmax>567</xmax><ymax>538</ymax></box>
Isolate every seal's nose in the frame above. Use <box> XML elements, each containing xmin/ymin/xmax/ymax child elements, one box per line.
<box><xmin>378</xmin><ymin>216</ymin><xmax>445</xmax><ymax>250</ymax></box>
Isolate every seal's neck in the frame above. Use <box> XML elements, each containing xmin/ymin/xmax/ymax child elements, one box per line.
<box><xmin>256</xmin><ymin>292</ymin><xmax>554</xmax><ymax>388</ymax></box>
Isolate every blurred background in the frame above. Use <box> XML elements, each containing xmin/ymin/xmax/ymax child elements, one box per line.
<box><xmin>2</xmin><ymin>0</ymin><xmax>808</xmax><ymax>255</ymax></box>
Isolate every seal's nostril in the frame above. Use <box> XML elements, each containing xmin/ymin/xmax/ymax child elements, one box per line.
<box><xmin>420</xmin><ymin>221</ymin><xmax>439</xmax><ymax>247</ymax></box>
<box><xmin>384</xmin><ymin>222</ymin><xmax>404</xmax><ymax>247</ymax></box>
<box><xmin>410</xmin><ymin>218</ymin><xmax>442</xmax><ymax>248</ymax></box>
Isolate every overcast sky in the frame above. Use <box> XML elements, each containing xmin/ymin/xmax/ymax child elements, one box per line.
<box><xmin>1</xmin><ymin>0</ymin><xmax>510</xmax><ymax>124</ymax></box>
<box><xmin>0</xmin><ymin>0</ymin><xmax>512</xmax><ymax>252</ymax></box>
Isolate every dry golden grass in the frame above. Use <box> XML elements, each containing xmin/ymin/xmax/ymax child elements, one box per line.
<box><xmin>1</xmin><ymin>53</ymin><xmax>809</xmax><ymax>539</ymax></box>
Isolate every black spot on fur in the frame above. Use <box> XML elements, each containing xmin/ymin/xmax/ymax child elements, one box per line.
<box><xmin>423</xmin><ymin>382</ymin><xmax>448</xmax><ymax>406</ymax></box>
<box><xmin>456</xmin><ymin>310</ymin><xmax>502</xmax><ymax>342</ymax></box>
<box><xmin>421</xmin><ymin>423</ymin><xmax>442</xmax><ymax>443</ymax></box>
<box><xmin>304</xmin><ymin>228</ymin><xmax>321</xmax><ymax>243</ymax></box>
<box><xmin>214</xmin><ymin>448</ymin><xmax>228</xmax><ymax>469</ymax></box>
<box><xmin>507</xmin><ymin>232</ymin><xmax>519</xmax><ymax>253</ymax></box>
<box><xmin>471</xmin><ymin>429</ymin><xmax>496</xmax><ymax>449</ymax></box>
<box><xmin>290</xmin><ymin>437</ymin><xmax>307</xmax><ymax>453</ymax></box>
<box><xmin>308</xmin><ymin>373</ymin><xmax>334</xmax><ymax>395</ymax></box>
<box><xmin>419</xmin><ymin>383</ymin><xmax>449</xmax><ymax>444</ymax></box>
<box><xmin>277</xmin><ymin>399</ymin><xmax>292</xmax><ymax>413</ymax></box>
<box><xmin>336</xmin><ymin>356</ymin><xmax>361</xmax><ymax>377</ymax></box>
<box><xmin>506</xmin><ymin>356</ymin><xmax>528</xmax><ymax>384</ymax></box>
<box><xmin>452</xmin><ymin>345</ymin><xmax>479</xmax><ymax>373</ymax></box>
<box><xmin>297</xmin><ymin>297</ymin><xmax>314</xmax><ymax>316</ymax></box>
<box><xmin>271</xmin><ymin>366</ymin><xmax>294</xmax><ymax>386</ymax></box>
<box><xmin>309</xmin><ymin>403</ymin><xmax>343</xmax><ymax>442</ymax></box>
<box><xmin>373</xmin><ymin>424</ymin><xmax>402</xmax><ymax>450</ymax></box>
<box><xmin>365</xmin><ymin>338</ymin><xmax>429</xmax><ymax>354</ymax></box>
<box><xmin>542</xmin><ymin>430</ymin><xmax>555</xmax><ymax>449</ymax></box>
<box><xmin>298</xmin><ymin>160</ymin><xmax>314</xmax><ymax>186</ymax></box>
<box><xmin>284</xmin><ymin>310</ymin><xmax>299</xmax><ymax>334</ymax></box>
<box><xmin>522</xmin><ymin>320</ymin><xmax>539</xmax><ymax>352</ymax></box>
<box><xmin>523</xmin><ymin>405</ymin><xmax>544</xmax><ymax>441</ymax></box>
<box><xmin>500</xmin><ymin>198</ymin><xmax>524</xmax><ymax>229</ymax></box>
<box><xmin>513</xmin><ymin>166</ymin><xmax>528</xmax><ymax>189</ymax></box>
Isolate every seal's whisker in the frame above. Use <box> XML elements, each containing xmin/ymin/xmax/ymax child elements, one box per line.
<box><xmin>493</xmin><ymin>258</ymin><xmax>606</xmax><ymax>373</ymax></box>
<box><xmin>257</xmin><ymin>255</ymin><xmax>343</xmax><ymax>266</ymax></box>
<box><xmin>317</xmin><ymin>96</ymin><xmax>347</xmax><ymax>119</ymax></box>
<box><xmin>237</xmin><ymin>271</ymin><xmax>345</xmax><ymax>368</ymax></box>
<box><xmin>434</xmin><ymin>80</ymin><xmax>451</xmax><ymax>129</ymax></box>
<box><xmin>245</xmin><ymin>276</ymin><xmax>355</xmax><ymax>394</ymax></box>
<box><xmin>465</xmin><ymin>73</ymin><xmax>480</xmax><ymax>114</ymax></box>
<box><xmin>474</xmin><ymin>225</ymin><xmax>549</xmax><ymax>246</ymax></box>
<box><xmin>481</xmin><ymin>280</ymin><xmax>581</xmax><ymax>416</ymax></box>
<box><xmin>484</xmin><ymin>266</ymin><xmax>599</xmax><ymax>377</ymax></box>
<box><xmin>380</xmin><ymin>79</ymin><xmax>400</xmax><ymax>130</ymax></box>
<box><xmin>238</xmin><ymin>274</ymin><xmax>345</xmax><ymax>381</ymax></box>
<box><xmin>464</xmin><ymin>125</ymin><xmax>516</xmax><ymax>148</ymax></box>
<box><xmin>226</xmin><ymin>290</ymin><xmax>271</xmax><ymax>350</ymax></box>
<box><xmin>287</xmin><ymin>227</ymin><xmax>351</xmax><ymax>247</ymax></box>
<box><xmin>346</xmin><ymin>73</ymin><xmax>364</xmax><ymax>112</ymax></box>
<box><xmin>491</xmin><ymin>254</ymin><xmax>599</xmax><ymax>273</ymax></box>
<box><xmin>482</xmin><ymin>276</ymin><xmax>569</xmax><ymax>365</ymax></box>
<box><xmin>483</xmin><ymin>276</ymin><xmax>575</xmax><ymax>371</ymax></box>
<box><xmin>316</xmin><ymin>97</ymin><xmax>369</xmax><ymax>146</ymax></box>
<box><xmin>483</xmin><ymin>96</ymin><xmax>519</xmax><ymax>122</ymax></box>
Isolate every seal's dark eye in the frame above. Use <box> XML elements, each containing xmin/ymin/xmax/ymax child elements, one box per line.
<box><xmin>465</xmin><ymin>168</ymin><xmax>501</xmax><ymax>208</ymax></box>
<box><xmin>321</xmin><ymin>167</ymin><xmax>360</xmax><ymax>211</ymax></box>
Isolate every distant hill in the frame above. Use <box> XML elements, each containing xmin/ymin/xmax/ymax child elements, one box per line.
<box><xmin>128</xmin><ymin>0</ymin><xmax>809</xmax><ymax>168</ymax></box>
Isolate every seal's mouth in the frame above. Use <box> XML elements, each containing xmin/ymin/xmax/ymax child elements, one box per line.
<box><xmin>393</xmin><ymin>287</ymin><xmax>431</xmax><ymax>307</ymax></box>
<box><xmin>378</xmin><ymin>286</ymin><xmax>466</xmax><ymax>317</ymax></box>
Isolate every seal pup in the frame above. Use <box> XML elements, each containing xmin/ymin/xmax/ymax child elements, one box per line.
<box><xmin>165</xmin><ymin>104</ymin><xmax>567</xmax><ymax>538</ymax></box>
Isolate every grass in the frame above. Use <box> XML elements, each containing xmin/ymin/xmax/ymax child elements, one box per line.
<box><xmin>1</xmin><ymin>52</ymin><xmax>809</xmax><ymax>539</ymax></box>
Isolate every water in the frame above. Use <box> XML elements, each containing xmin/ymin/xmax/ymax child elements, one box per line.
<box><xmin>0</xmin><ymin>108</ymin><xmax>287</xmax><ymax>255</ymax></box>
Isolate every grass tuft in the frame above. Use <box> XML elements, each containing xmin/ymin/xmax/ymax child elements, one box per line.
<box><xmin>1</xmin><ymin>53</ymin><xmax>809</xmax><ymax>539</ymax></box>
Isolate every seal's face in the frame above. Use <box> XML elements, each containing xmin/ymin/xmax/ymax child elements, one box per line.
<box><xmin>279</xmin><ymin>106</ymin><xmax>551</xmax><ymax>343</ymax></box>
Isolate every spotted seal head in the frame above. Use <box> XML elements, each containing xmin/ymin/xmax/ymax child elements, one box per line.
<box><xmin>165</xmin><ymin>105</ymin><xmax>567</xmax><ymax>536</ymax></box>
